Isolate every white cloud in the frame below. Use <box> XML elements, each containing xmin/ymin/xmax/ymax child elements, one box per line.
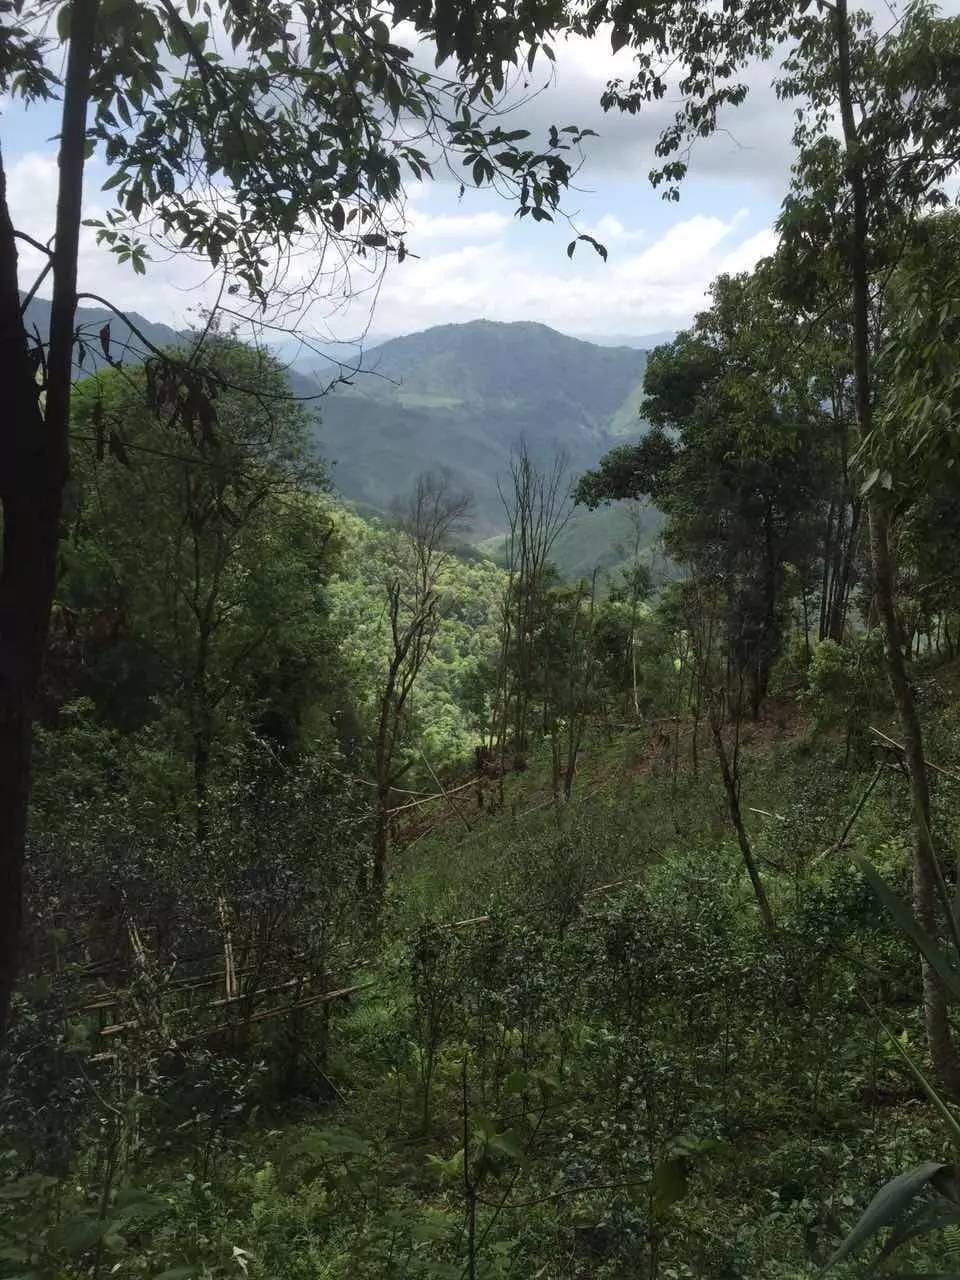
<box><xmin>367</xmin><ymin>210</ymin><xmax>776</xmax><ymax>338</ymax></box>
<box><xmin>8</xmin><ymin>150</ymin><xmax>211</xmax><ymax>327</ymax></box>
<box><xmin>718</xmin><ymin>227</ymin><xmax>780</xmax><ymax>275</ymax></box>
<box><xmin>405</xmin><ymin>207</ymin><xmax>510</xmax><ymax>241</ymax></box>
<box><xmin>578</xmin><ymin>213</ymin><xmax>646</xmax><ymax>245</ymax></box>
<box><xmin>5</xmin><ymin>136</ymin><xmax>775</xmax><ymax>349</ymax></box>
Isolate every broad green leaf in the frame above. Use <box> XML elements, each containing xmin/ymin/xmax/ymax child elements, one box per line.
<box><xmin>0</xmin><ymin>1174</ymin><xmax>57</xmax><ymax>1200</ymax></box>
<box><xmin>652</xmin><ymin>1155</ymin><xmax>687</xmax><ymax>1217</ymax></box>
<box><xmin>855</xmin><ymin>857</ymin><xmax>960</xmax><ymax>999</ymax></box>
<box><xmin>503</xmin><ymin>1070</ymin><xmax>529</xmax><ymax>1096</ymax></box>
<box><xmin>50</xmin><ymin>1213</ymin><xmax>107</xmax><ymax>1255</ymax></box>
<box><xmin>823</xmin><ymin>1162</ymin><xmax>950</xmax><ymax>1272</ymax></box>
<box><xmin>297</xmin><ymin>1126</ymin><xmax>370</xmax><ymax>1157</ymax></box>
<box><xmin>489</xmin><ymin>1129</ymin><xmax>525</xmax><ymax>1162</ymax></box>
<box><xmin>410</xmin><ymin>1213</ymin><xmax>457</xmax><ymax>1242</ymax></box>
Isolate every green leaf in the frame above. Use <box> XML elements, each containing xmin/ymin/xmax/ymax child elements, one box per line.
<box><xmin>489</xmin><ymin>1129</ymin><xmax>525</xmax><ymax>1162</ymax></box>
<box><xmin>56</xmin><ymin>3</ymin><xmax>72</xmax><ymax>40</ymax></box>
<box><xmin>860</xmin><ymin>466</ymin><xmax>881</xmax><ymax>496</ymax></box>
<box><xmin>51</xmin><ymin>1214</ymin><xmax>107</xmax><ymax>1255</ymax></box>
<box><xmin>411</xmin><ymin>1214</ymin><xmax>458</xmax><ymax>1242</ymax></box>
<box><xmin>503</xmin><ymin>1070</ymin><xmax>529</xmax><ymax>1096</ymax></box>
<box><xmin>297</xmin><ymin>1127</ymin><xmax>370</xmax><ymax>1158</ymax></box>
<box><xmin>855</xmin><ymin>856</ymin><xmax>960</xmax><ymax>999</ymax></box>
<box><xmin>0</xmin><ymin>1174</ymin><xmax>58</xmax><ymax>1200</ymax></box>
<box><xmin>823</xmin><ymin>1162</ymin><xmax>950</xmax><ymax>1272</ymax></box>
<box><xmin>652</xmin><ymin>1155</ymin><xmax>687</xmax><ymax>1217</ymax></box>
<box><xmin>154</xmin><ymin>1268</ymin><xmax>196</xmax><ymax>1280</ymax></box>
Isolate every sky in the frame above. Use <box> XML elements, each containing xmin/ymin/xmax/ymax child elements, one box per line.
<box><xmin>2</xmin><ymin>25</ymin><xmax>815</xmax><ymax>346</ymax></box>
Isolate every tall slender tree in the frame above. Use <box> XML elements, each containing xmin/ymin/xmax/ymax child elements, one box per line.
<box><xmin>371</xmin><ymin>473</ymin><xmax>470</xmax><ymax>893</ymax></box>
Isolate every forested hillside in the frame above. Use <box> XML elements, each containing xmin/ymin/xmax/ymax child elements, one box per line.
<box><xmin>5</xmin><ymin>0</ymin><xmax>960</xmax><ymax>1279</ymax></box>
<box><xmin>21</xmin><ymin>295</ymin><xmax>182</xmax><ymax>371</ymax></box>
<box><xmin>300</xmin><ymin>321</ymin><xmax>659</xmax><ymax>559</ymax></box>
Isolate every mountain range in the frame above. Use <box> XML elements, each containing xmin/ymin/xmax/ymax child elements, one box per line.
<box><xmin>296</xmin><ymin>319</ymin><xmax>663</xmax><ymax>573</ymax></box>
<box><xmin>33</xmin><ymin>299</ymin><xmax>664</xmax><ymax>579</ymax></box>
<box><xmin>22</xmin><ymin>294</ymin><xmax>181</xmax><ymax>369</ymax></box>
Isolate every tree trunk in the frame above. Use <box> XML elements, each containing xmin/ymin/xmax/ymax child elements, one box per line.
<box><xmin>835</xmin><ymin>0</ymin><xmax>959</xmax><ymax>1093</ymax></box>
<box><xmin>0</xmin><ymin>0</ymin><xmax>99</xmax><ymax>1042</ymax></box>
<box><xmin>828</xmin><ymin>502</ymin><xmax>861</xmax><ymax>643</ymax></box>
<box><xmin>192</xmin><ymin>626</ymin><xmax>213</xmax><ymax>847</ymax></box>
<box><xmin>709</xmin><ymin>706</ymin><xmax>775</xmax><ymax>933</ymax></box>
<box><xmin>819</xmin><ymin>501</ymin><xmax>836</xmax><ymax>642</ymax></box>
<box><xmin>193</xmin><ymin>712</ymin><xmax>212</xmax><ymax>847</ymax></box>
<box><xmin>372</xmin><ymin>649</ymin><xmax>400</xmax><ymax>894</ymax></box>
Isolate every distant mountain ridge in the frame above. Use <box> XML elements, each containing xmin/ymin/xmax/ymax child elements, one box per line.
<box><xmin>571</xmin><ymin>329</ymin><xmax>675</xmax><ymax>350</ymax></box>
<box><xmin>300</xmin><ymin>319</ymin><xmax>655</xmax><ymax>546</ymax></box>
<box><xmin>21</xmin><ymin>294</ymin><xmax>181</xmax><ymax>369</ymax></box>
<box><xmin>35</xmin><ymin>300</ymin><xmax>662</xmax><ymax>578</ymax></box>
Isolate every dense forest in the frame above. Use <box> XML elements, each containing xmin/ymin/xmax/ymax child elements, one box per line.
<box><xmin>4</xmin><ymin>0</ymin><xmax>960</xmax><ymax>1277</ymax></box>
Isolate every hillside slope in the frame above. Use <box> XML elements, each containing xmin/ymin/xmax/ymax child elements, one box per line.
<box><xmin>22</xmin><ymin>294</ymin><xmax>181</xmax><ymax>369</ymax></box>
<box><xmin>303</xmin><ymin>320</ymin><xmax>655</xmax><ymax>549</ymax></box>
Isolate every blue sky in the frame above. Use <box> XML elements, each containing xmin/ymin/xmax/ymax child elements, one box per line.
<box><xmin>3</xmin><ymin>30</ymin><xmax>798</xmax><ymax>344</ymax></box>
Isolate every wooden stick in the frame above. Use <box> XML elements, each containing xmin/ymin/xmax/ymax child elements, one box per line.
<box><xmin>217</xmin><ymin>896</ymin><xmax>238</xmax><ymax>1002</ymax></box>
<box><xmin>868</xmin><ymin>726</ymin><xmax>960</xmax><ymax>782</ymax></box>
<box><xmin>582</xmin><ymin>880</ymin><xmax>637</xmax><ymax>898</ymax></box>
<box><xmin>814</xmin><ymin>762</ymin><xmax>886</xmax><ymax>865</ymax></box>
<box><xmin>440</xmin><ymin>915</ymin><xmax>490</xmax><ymax>931</ymax></box>
<box><xmin>420</xmin><ymin>751</ymin><xmax>471</xmax><ymax>832</ymax></box>
<box><xmin>187</xmin><ymin>980</ymin><xmax>376</xmax><ymax>1041</ymax></box>
<box><xmin>387</xmin><ymin>776</ymin><xmax>479</xmax><ymax>816</ymax></box>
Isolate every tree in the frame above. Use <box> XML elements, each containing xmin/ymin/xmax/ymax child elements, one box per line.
<box><xmin>779</xmin><ymin>1</ymin><xmax>960</xmax><ymax>1091</ymax></box>
<box><xmin>539</xmin><ymin>572</ymin><xmax>598</xmax><ymax>804</ymax></box>
<box><xmin>592</xmin><ymin>536</ymin><xmax>653</xmax><ymax>721</ymax></box>
<box><xmin>874</xmin><ymin>212</ymin><xmax>960</xmax><ymax>664</ymax></box>
<box><xmin>371</xmin><ymin>472</ymin><xmax>471</xmax><ymax>893</ymax></box>
<box><xmin>66</xmin><ymin>336</ymin><xmax>333</xmax><ymax>847</ymax></box>
<box><xmin>581</xmin><ymin>0</ymin><xmax>960</xmax><ymax>1088</ymax></box>
<box><xmin>0</xmin><ymin>0</ymin><xmax>595</xmax><ymax>1039</ymax></box>
<box><xmin>491</xmin><ymin>445</ymin><xmax>573</xmax><ymax>778</ymax></box>
<box><xmin>578</xmin><ymin>266</ymin><xmax>824</xmax><ymax>720</ymax></box>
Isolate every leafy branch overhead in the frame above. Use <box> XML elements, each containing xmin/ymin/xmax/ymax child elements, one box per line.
<box><xmin>12</xmin><ymin>0</ymin><xmax>597</xmax><ymax>303</ymax></box>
